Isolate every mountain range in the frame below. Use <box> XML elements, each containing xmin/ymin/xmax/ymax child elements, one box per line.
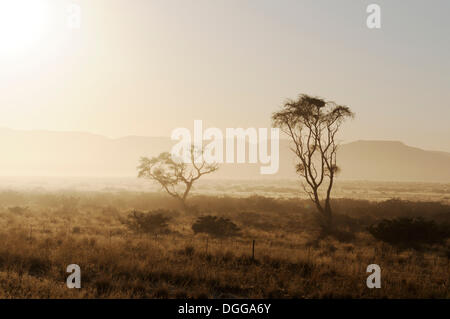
<box><xmin>0</xmin><ymin>127</ymin><xmax>449</xmax><ymax>182</ymax></box>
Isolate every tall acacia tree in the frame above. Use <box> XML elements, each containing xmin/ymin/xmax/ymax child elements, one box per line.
<box><xmin>138</xmin><ymin>145</ymin><xmax>219</xmax><ymax>211</ymax></box>
<box><xmin>272</xmin><ymin>94</ymin><xmax>354</xmax><ymax>233</ymax></box>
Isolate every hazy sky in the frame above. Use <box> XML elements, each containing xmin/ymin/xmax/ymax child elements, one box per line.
<box><xmin>1</xmin><ymin>0</ymin><xmax>449</xmax><ymax>151</ymax></box>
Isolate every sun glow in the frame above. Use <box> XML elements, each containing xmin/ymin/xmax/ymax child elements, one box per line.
<box><xmin>0</xmin><ymin>0</ymin><xmax>49</xmax><ymax>55</ymax></box>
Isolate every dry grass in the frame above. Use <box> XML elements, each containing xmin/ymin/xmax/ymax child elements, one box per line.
<box><xmin>0</xmin><ymin>191</ymin><xmax>448</xmax><ymax>299</ymax></box>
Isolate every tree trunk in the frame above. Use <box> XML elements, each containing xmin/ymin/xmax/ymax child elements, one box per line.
<box><xmin>172</xmin><ymin>181</ymin><xmax>193</xmax><ymax>213</ymax></box>
<box><xmin>322</xmin><ymin>203</ymin><xmax>333</xmax><ymax>234</ymax></box>
<box><xmin>178</xmin><ymin>198</ymin><xmax>187</xmax><ymax>212</ymax></box>
<box><xmin>313</xmin><ymin>198</ymin><xmax>333</xmax><ymax>235</ymax></box>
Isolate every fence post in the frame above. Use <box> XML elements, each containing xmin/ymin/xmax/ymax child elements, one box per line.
<box><xmin>206</xmin><ymin>237</ymin><xmax>209</xmax><ymax>255</ymax></box>
<box><xmin>252</xmin><ymin>239</ymin><xmax>255</xmax><ymax>260</ymax></box>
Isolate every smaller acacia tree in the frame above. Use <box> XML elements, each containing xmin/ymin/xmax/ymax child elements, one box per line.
<box><xmin>138</xmin><ymin>145</ymin><xmax>219</xmax><ymax>210</ymax></box>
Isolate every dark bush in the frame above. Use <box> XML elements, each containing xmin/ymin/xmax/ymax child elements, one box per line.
<box><xmin>330</xmin><ymin>228</ymin><xmax>356</xmax><ymax>243</ymax></box>
<box><xmin>27</xmin><ymin>256</ymin><xmax>51</xmax><ymax>277</ymax></box>
<box><xmin>121</xmin><ymin>209</ymin><xmax>172</xmax><ymax>234</ymax></box>
<box><xmin>368</xmin><ymin>217</ymin><xmax>450</xmax><ymax>247</ymax></box>
<box><xmin>192</xmin><ymin>215</ymin><xmax>240</xmax><ymax>238</ymax></box>
<box><xmin>8</xmin><ymin>206</ymin><xmax>29</xmax><ymax>215</ymax></box>
<box><xmin>182</xmin><ymin>245</ymin><xmax>195</xmax><ymax>256</ymax></box>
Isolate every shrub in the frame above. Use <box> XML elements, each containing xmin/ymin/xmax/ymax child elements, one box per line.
<box><xmin>192</xmin><ymin>215</ymin><xmax>240</xmax><ymax>238</ymax></box>
<box><xmin>368</xmin><ymin>217</ymin><xmax>450</xmax><ymax>247</ymax></box>
<box><xmin>27</xmin><ymin>256</ymin><xmax>51</xmax><ymax>277</ymax></box>
<box><xmin>330</xmin><ymin>228</ymin><xmax>356</xmax><ymax>243</ymax></box>
<box><xmin>183</xmin><ymin>245</ymin><xmax>195</xmax><ymax>256</ymax></box>
<box><xmin>121</xmin><ymin>209</ymin><xmax>172</xmax><ymax>234</ymax></box>
<box><xmin>8</xmin><ymin>206</ymin><xmax>29</xmax><ymax>215</ymax></box>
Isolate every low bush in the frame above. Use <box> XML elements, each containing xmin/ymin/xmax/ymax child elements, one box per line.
<box><xmin>8</xmin><ymin>206</ymin><xmax>29</xmax><ymax>215</ymax></box>
<box><xmin>121</xmin><ymin>209</ymin><xmax>172</xmax><ymax>234</ymax></box>
<box><xmin>192</xmin><ymin>215</ymin><xmax>240</xmax><ymax>238</ymax></box>
<box><xmin>368</xmin><ymin>217</ymin><xmax>450</xmax><ymax>247</ymax></box>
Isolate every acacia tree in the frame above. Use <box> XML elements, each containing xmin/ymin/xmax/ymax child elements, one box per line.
<box><xmin>137</xmin><ymin>145</ymin><xmax>219</xmax><ymax>211</ymax></box>
<box><xmin>272</xmin><ymin>94</ymin><xmax>354</xmax><ymax>233</ymax></box>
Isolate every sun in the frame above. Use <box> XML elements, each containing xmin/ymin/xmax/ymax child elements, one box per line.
<box><xmin>0</xmin><ymin>0</ymin><xmax>49</xmax><ymax>55</ymax></box>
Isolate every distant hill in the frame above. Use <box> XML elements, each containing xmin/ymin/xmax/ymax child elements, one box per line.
<box><xmin>337</xmin><ymin>140</ymin><xmax>450</xmax><ymax>182</ymax></box>
<box><xmin>0</xmin><ymin>128</ymin><xmax>449</xmax><ymax>182</ymax></box>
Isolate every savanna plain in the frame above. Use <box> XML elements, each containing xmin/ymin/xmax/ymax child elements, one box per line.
<box><xmin>0</xmin><ymin>180</ymin><xmax>448</xmax><ymax>299</ymax></box>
